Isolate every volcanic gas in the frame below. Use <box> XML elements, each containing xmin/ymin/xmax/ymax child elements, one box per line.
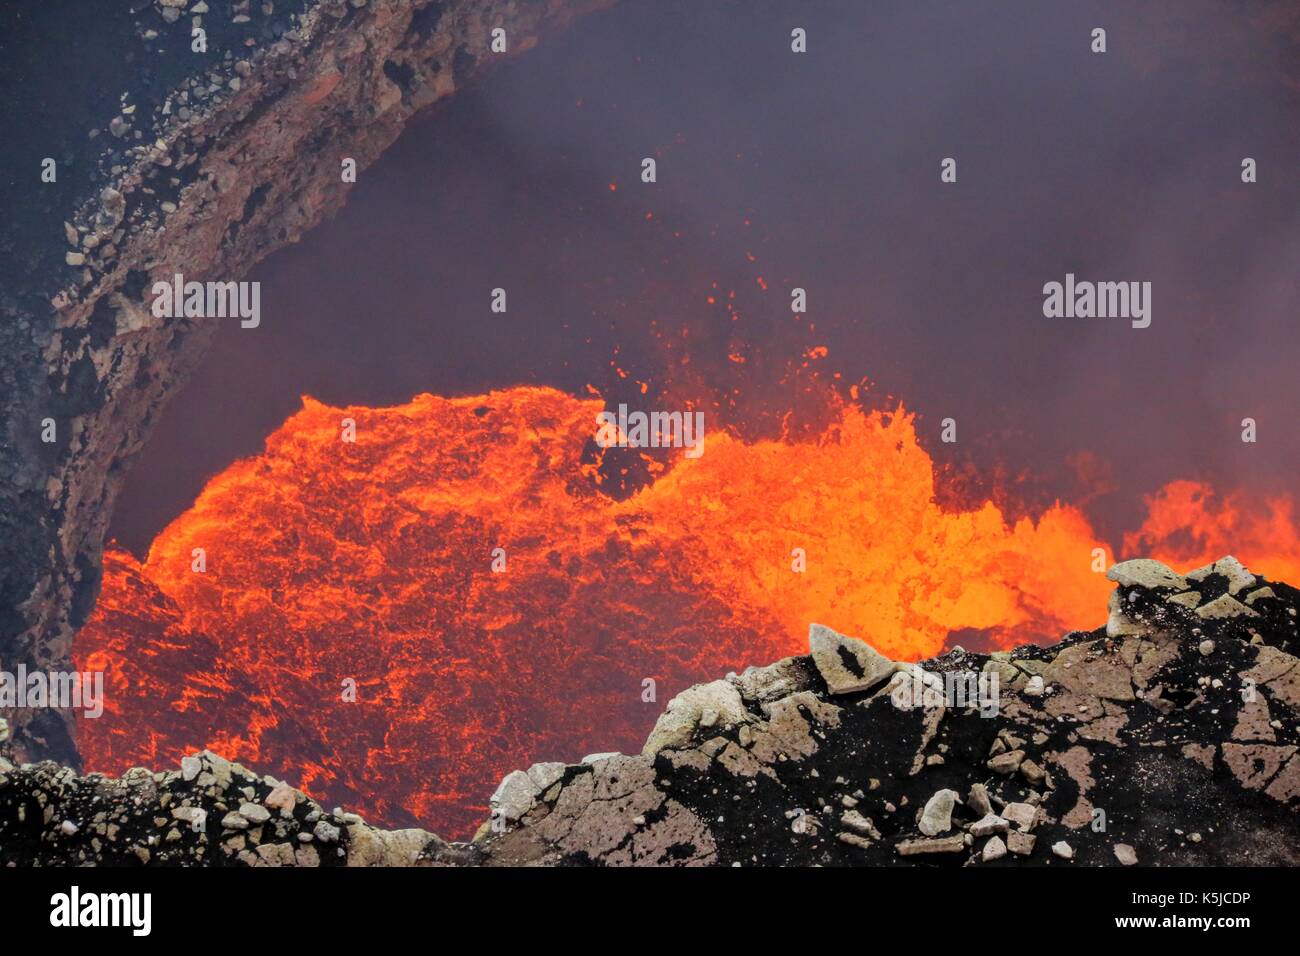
<box><xmin>74</xmin><ymin>385</ymin><xmax>1299</xmax><ymax>837</ymax></box>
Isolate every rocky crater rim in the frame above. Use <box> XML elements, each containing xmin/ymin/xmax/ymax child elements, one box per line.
<box><xmin>2</xmin><ymin>554</ymin><xmax>1296</xmax><ymax>866</ymax></box>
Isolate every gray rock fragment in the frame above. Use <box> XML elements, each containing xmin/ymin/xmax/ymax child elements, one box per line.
<box><xmin>1002</xmin><ymin>802</ymin><xmax>1038</xmax><ymax>832</ymax></box>
<box><xmin>1196</xmin><ymin>594</ymin><xmax>1260</xmax><ymax>621</ymax></box>
<box><xmin>313</xmin><ymin>820</ymin><xmax>340</xmax><ymax>843</ymax></box>
<box><xmin>1007</xmin><ymin>831</ymin><xmax>1036</xmax><ymax>856</ymax></box>
<box><xmin>489</xmin><ymin>769</ymin><xmax>538</xmax><ymax>822</ymax></box>
<box><xmin>1245</xmin><ymin>587</ymin><xmax>1276</xmax><ymax>606</ymax></box>
<box><xmin>526</xmin><ymin>762</ymin><xmax>566</xmax><ymax>793</ymax></box>
<box><xmin>969</xmin><ymin>813</ymin><xmax>1009</xmax><ymax>837</ymax></box>
<box><xmin>808</xmin><ymin>623</ymin><xmax>897</xmax><ymax>695</ymax></box>
<box><xmin>897</xmin><ymin>835</ymin><xmax>966</xmax><ymax>856</ymax></box>
<box><xmin>1107</xmin><ymin>559</ymin><xmax>1187</xmax><ymax>591</ymax></box>
<box><xmin>982</xmin><ymin>835</ymin><xmax>1007</xmax><ymax>862</ymax></box>
<box><xmin>239</xmin><ymin>802</ymin><xmax>271</xmax><ymax>824</ymax></box>
<box><xmin>728</xmin><ymin>657</ymin><xmax>813</xmax><ymax>704</ymax></box>
<box><xmin>642</xmin><ymin>680</ymin><xmax>748</xmax><ymax>755</ymax></box>
<box><xmin>918</xmin><ymin>789</ymin><xmax>958</xmax><ymax>836</ymax></box>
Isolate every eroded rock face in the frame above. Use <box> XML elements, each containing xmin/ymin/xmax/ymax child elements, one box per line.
<box><xmin>0</xmin><ymin>0</ymin><xmax>611</xmax><ymax>764</ymax></box>
<box><xmin>4</xmin><ymin>555</ymin><xmax>1292</xmax><ymax>867</ymax></box>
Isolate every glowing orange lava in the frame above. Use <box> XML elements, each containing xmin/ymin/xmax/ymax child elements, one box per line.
<box><xmin>1123</xmin><ymin>480</ymin><xmax>1300</xmax><ymax>585</ymax></box>
<box><xmin>74</xmin><ymin>385</ymin><xmax>1297</xmax><ymax>836</ymax></box>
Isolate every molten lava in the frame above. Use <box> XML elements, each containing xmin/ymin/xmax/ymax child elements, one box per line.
<box><xmin>1123</xmin><ymin>480</ymin><xmax>1300</xmax><ymax>585</ymax></box>
<box><xmin>75</xmin><ymin>385</ymin><xmax>1298</xmax><ymax>837</ymax></box>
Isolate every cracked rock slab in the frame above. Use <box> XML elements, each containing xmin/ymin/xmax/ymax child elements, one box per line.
<box><xmin>809</xmin><ymin>623</ymin><xmax>897</xmax><ymax>695</ymax></box>
<box><xmin>1108</xmin><ymin>559</ymin><xmax>1188</xmax><ymax>591</ymax></box>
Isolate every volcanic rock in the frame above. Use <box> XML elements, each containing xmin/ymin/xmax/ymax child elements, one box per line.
<box><xmin>1002</xmin><ymin>803</ymin><xmax>1038</xmax><ymax>832</ymax></box>
<box><xmin>838</xmin><ymin>831</ymin><xmax>873</xmax><ymax>850</ymax></box>
<box><xmin>970</xmin><ymin>813</ymin><xmax>1009</xmax><ymax>837</ymax></box>
<box><xmin>265</xmin><ymin>782</ymin><xmax>297</xmax><ymax>813</ymax></box>
<box><xmin>918</xmin><ymin>789</ymin><xmax>958</xmax><ymax>836</ymax></box>
<box><xmin>642</xmin><ymin>681</ymin><xmax>749</xmax><ymax>755</ymax></box>
<box><xmin>729</xmin><ymin>657</ymin><xmax>816</xmax><ymax>704</ymax></box>
<box><xmin>898</xmin><ymin>836</ymin><xmax>966</xmax><ymax>856</ymax></box>
<box><xmin>1107</xmin><ymin>559</ymin><xmax>1187</xmax><ymax>591</ymax></box>
<box><xmin>526</xmin><ymin>762</ymin><xmax>567</xmax><ymax>793</ymax></box>
<box><xmin>988</xmin><ymin>750</ymin><xmax>1025</xmax><ymax>774</ymax></box>
<box><xmin>489</xmin><ymin>769</ymin><xmax>538</xmax><ymax>823</ymax></box>
<box><xmin>1007</xmin><ymin>832</ymin><xmax>1037</xmax><ymax>856</ymax></box>
<box><xmin>239</xmin><ymin>802</ymin><xmax>271</xmax><ymax>824</ymax></box>
<box><xmin>1114</xmin><ymin>843</ymin><xmax>1138</xmax><ymax>866</ymax></box>
<box><xmin>1247</xmin><ymin>587</ymin><xmax>1277</xmax><ymax>606</ymax></box>
<box><xmin>1188</xmin><ymin>556</ymin><xmax>1257</xmax><ymax>595</ymax></box>
<box><xmin>1196</xmin><ymin>594</ymin><xmax>1259</xmax><ymax>620</ymax></box>
<box><xmin>841</xmin><ymin>810</ymin><xmax>881</xmax><ymax>839</ymax></box>
<box><xmin>312</xmin><ymin>820</ymin><xmax>341</xmax><ymax>844</ymax></box>
<box><xmin>982</xmin><ymin>836</ymin><xmax>1008</xmax><ymax>862</ymax></box>
<box><xmin>808</xmin><ymin>623</ymin><xmax>898</xmax><ymax>695</ymax></box>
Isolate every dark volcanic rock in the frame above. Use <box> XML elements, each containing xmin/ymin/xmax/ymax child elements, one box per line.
<box><xmin>1</xmin><ymin>556</ymin><xmax>1295</xmax><ymax>866</ymax></box>
<box><xmin>0</xmin><ymin>0</ymin><xmax>611</xmax><ymax>765</ymax></box>
<box><xmin>0</xmin><ymin>749</ymin><xmax>451</xmax><ymax>867</ymax></box>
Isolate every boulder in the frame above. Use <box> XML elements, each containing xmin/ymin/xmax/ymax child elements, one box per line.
<box><xmin>808</xmin><ymin>623</ymin><xmax>897</xmax><ymax>695</ymax></box>
<box><xmin>642</xmin><ymin>681</ymin><xmax>749</xmax><ymax>755</ymax></box>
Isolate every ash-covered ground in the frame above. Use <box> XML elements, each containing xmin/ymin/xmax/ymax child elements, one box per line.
<box><xmin>1</xmin><ymin>555</ymin><xmax>1295</xmax><ymax>866</ymax></box>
